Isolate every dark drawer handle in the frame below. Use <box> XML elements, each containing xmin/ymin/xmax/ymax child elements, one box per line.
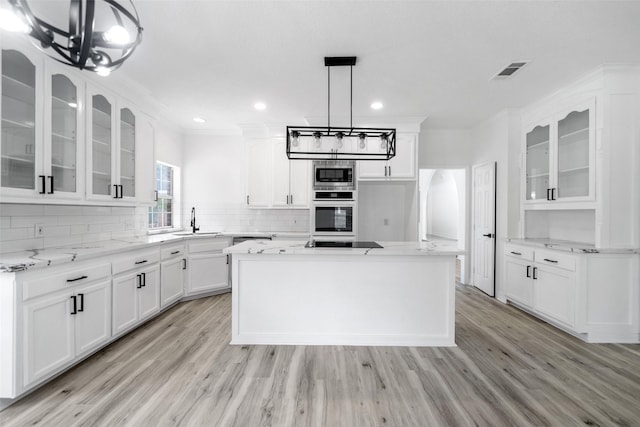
<box><xmin>135</xmin><ymin>260</ymin><xmax>148</xmax><ymax>265</ymax></box>
<box><xmin>526</xmin><ymin>265</ymin><xmax>531</xmax><ymax>278</ymax></box>
<box><xmin>67</xmin><ymin>275</ymin><xmax>88</xmax><ymax>283</ymax></box>
<box><xmin>170</xmin><ymin>250</ymin><xmax>180</xmax><ymax>255</ymax></box>
<box><xmin>543</xmin><ymin>258</ymin><xmax>558</xmax><ymax>263</ymax></box>
<box><xmin>70</xmin><ymin>295</ymin><xmax>77</xmax><ymax>314</ymax></box>
<box><xmin>533</xmin><ymin>267</ymin><xmax>538</xmax><ymax>280</ymax></box>
<box><xmin>78</xmin><ymin>293</ymin><xmax>84</xmax><ymax>312</ymax></box>
<box><xmin>136</xmin><ymin>274</ymin><xmax>142</xmax><ymax>289</ymax></box>
<box><xmin>510</xmin><ymin>251</ymin><xmax>522</xmax><ymax>256</ymax></box>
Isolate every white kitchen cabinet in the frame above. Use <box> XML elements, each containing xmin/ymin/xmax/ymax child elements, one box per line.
<box><xmin>18</xmin><ymin>261</ymin><xmax>111</xmax><ymax>389</ymax></box>
<box><xmin>1</xmin><ymin>52</ymin><xmax>85</xmax><ymax>202</ymax></box>
<box><xmin>112</xmin><ymin>249</ymin><xmax>161</xmax><ymax>336</ymax></box>
<box><xmin>160</xmin><ymin>244</ymin><xmax>185</xmax><ymax>308</ymax></box>
<box><xmin>523</xmin><ymin>98</ymin><xmax>595</xmax><ymax>207</ymax></box>
<box><xmin>247</xmin><ymin>139</ymin><xmax>310</xmax><ymax>209</ymax></box>
<box><xmin>272</xmin><ymin>140</ymin><xmax>310</xmax><ymax>208</ymax></box>
<box><xmin>85</xmin><ymin>85</ymin><xmax>116</xmax><ymax>200</ymax></box>
<box><xmin>503</xmin><ymin>242</ymin><xmax>639</xmax><ymax>342</ymax></box>
<box><xmin>357</xmin><ymin>134</ymin><xmax>416</xmax><ymax>180</ymax></box>
<box><xmin>185</xmin><ymin>237</ymin><xmax>232</xmax><ymax>296</ymax></box>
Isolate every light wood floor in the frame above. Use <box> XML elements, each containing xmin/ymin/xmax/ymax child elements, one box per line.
<box><xmin>2</xmin><ymin>285</ymin><xmax>639</xmax><ymax>426</ymax></box>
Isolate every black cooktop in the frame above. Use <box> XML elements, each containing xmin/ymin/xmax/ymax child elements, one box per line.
<box><xmin>305</xmin><ymin>241</ymin><xmax>383</xmax><ymax>249</ymax></box>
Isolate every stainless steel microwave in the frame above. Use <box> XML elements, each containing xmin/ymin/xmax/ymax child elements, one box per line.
<box><xmin>313</xmin><ymin>160</ymin><xmax>355</xmax><ymax>190</ymax></box>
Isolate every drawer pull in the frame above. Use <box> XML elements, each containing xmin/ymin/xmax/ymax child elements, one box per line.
<box><xmin>170</xmin><ymin>250</ymin><xmax>180</xmax><ymax>255</ymax></box>
<box><xmin>510</xmin><ymin>251</ymin><xmax>522</xmax><ymax>256</ymax></box>
<box><xmin>66</xmin><ymin>275</ymin><xmax>88</xmax><ymax>283</ymax></box>
<box><xmin>543</xmin><ymin>258</ymin><xmax>558</xmax><ymax>263</ymax></box>
<box><xmin>135</xmin><ymin>260</ymin><xmax>148</xmax><ymax>265</ymax></box>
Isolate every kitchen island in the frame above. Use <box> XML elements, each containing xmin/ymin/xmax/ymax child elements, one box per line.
<box><xmin>224</xmin><ymin>240</ymin><xmax>464</xmax><ymax>347</ymax></box>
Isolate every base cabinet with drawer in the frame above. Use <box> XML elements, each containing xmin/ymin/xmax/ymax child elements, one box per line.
<box><xmin>185</xmin><ymin>237</ymin><xmax>233</xmax><ymax>297</ymax></box>
<box><xmin>160</xmin><ymin>243</ymin><xmax>185</xmax><ymax>308</ymax></box>
<box><xmin>0</xmin><ymin>259</ymin><xmax>111</xmax><ymax>398</ymax></box>
<box><xmin>111</xmin><ymin>249</ymin><xmax>160</xmax><ymax>336</ymax></box>
<box><xmin>504</xmin><ymin>243</ymin><xmax>639</xmax><ymax>342</ymax></box>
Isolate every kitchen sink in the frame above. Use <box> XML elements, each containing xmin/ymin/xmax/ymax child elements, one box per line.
<box><xmin>173</xmin><ymin>231</ymin><xmax>221</xmax><ymax>236</ymax></box>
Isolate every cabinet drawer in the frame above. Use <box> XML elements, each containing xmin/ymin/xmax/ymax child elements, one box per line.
<box><xmin>504</xmin><ymin>244</ymin><xmax>534</xmax><ymax>261</ymax></box>
<box><xmin>22</xmin><ymin>262</ymin><xmax>111</xmax><ymax>301</ymax></box>
<box><xmin>112</xmin><ymin>249</ymin><xmax>160</xmax><ymax>275</ymax></box>
<box><xmin>161</xmin><ymin>244</ymin><xmax>185</xmax><ymax>260</ymax></box>
<box><xmin>535</xmin><ymin>249</ymin><xmax>576</xmax><ymax>271</ymax></box>
<box><xmin>188</xmin><ymin>238</ymin><xmax>231</xmax><ymax>254</ymax></box>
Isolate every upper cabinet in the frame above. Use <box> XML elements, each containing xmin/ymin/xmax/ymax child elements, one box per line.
<box><xmin>246</xmin><ymin>139</ymin><xmax>310</xmax><ymax>209</ymax></box>
<box><xmin>0</xmin><ymin>37</ymin><xmax>155</xmax><ymax>206</ymax></box>
<box><xmin>523</xmin><ymin>98</ymin><xmax>595</xmax><ymax>207</ymax></box>
<box><xmin>357</xmin><ymin>133</ymin><xmax>417</xmax><ymax>181</ymax></box>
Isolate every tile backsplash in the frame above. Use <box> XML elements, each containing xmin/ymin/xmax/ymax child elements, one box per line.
<box><xmin>182</xmin><ymin>204</ymin><xmax>310</xmax><ymax>234</ymax></box>
<box><xmin>0</xmin><ymin>204</ymin><xmax>148</xmax><ymax>254</ymax></box>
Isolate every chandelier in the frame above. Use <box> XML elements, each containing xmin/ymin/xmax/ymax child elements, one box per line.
<box><xmin>0</xmin><ymin>0</ymin><xmax>142</xmax><ymax>76</ymax></box>
<box><xmin>286</xmin><ymin>56</ymin><xmax>396</xmax><ymax>161</ymax></box>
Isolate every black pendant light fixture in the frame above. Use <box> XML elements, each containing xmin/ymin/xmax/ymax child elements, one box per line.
<box><xmin>287</xmin><ymin>56</ymin><xmax>396</xmax><ymax>161</ymax></box>
<box><xmin>0</xmin><ymin>0</ymin><xmax>142</xmax><ymax>76</ymax></box>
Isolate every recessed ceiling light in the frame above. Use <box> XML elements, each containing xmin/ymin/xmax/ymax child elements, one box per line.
<box><xmin>193</xmin><ymin>117</ymin><xmax>206</xmax><ymax>123</ymax></box>
<box><xmin>371</xmin><ymin>102</ymin><xmax>383</xmax><ymax>110</ymax></box>
<box><xmin>254</xmin><ymin>102</ymin><xmax>266</xmax><ymax>111</ymax></box>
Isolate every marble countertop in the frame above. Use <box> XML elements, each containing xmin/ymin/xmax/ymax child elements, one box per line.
<box><xmin>505</xmin><ymin>238</ymin><xmax>640</xmax><ymax>254</ymax></box>
<box><xmin>223</xmin><ymin>240</ymin><xmax>465</xmax><ymax>256</ymax></box>
<box><xmin>0</xmin><ymin>230</ymin><xmax>310</xmax><ymax>273</ymax></box>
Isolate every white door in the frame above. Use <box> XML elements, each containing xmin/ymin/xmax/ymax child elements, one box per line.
<box><xmin>160</xmin><ymin>257</ymin><xmax>184</xmax><ymax>307</ymax></box>
<box><xmin>74</xmin><ymin>280</ymin><xmax>111</xmax><ymax>356</ymax></box>
<box><xmin>187</xmin><ymin>252</ymin><xmax>229</xmax><ymax>294</ymax></box>
<box><xmin>112</xmin><ymin>272</ymin><xmax>138</xmax><ymax>335</ymax></box>
<box><xmin>138</xmin><ymin>266</ymin><xmax>160</xmax><ymax>321</ymax></box>
<box><xmin>387</xmin><ymin>135</ymin><xmax>416</xmax><ymax>179</ymax></box>
<box><xmin>472</xmin><ymin>162</ymin><xmax>496</xmax><ymax>296</ymax></box>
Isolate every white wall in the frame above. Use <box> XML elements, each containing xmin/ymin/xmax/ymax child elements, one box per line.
<box><xmin>426</xmin><ymin>170</ymin><xmax>459</xmax><ymax>240</ymax></box>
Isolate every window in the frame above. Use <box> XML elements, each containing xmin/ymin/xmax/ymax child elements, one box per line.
<box><xmin>149</xmin><ymin>162</ymin><xmax>176</xmax><ymax>229</ymax></box>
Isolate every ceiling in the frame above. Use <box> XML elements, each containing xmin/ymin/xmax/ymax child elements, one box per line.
<box><xmin>29</xmin><ymin>0</ymin><xmax>640</xmax><ymax>133</ymax></box>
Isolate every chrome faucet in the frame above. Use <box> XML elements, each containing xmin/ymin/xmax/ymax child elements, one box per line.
<box><xmin>190</xmin><ymin>207</ymin><xmax>199</xmax><ymax>233</ymax></box>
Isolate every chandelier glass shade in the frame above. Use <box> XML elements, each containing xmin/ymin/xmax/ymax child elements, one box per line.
<box><xmin>286</xmin><ymin>56</ymin><xmax>397</xmax><ymax>161</ymax></box>
<box><xmin>1</xmin><ymin>0</ymin><xmax>142</xmax><ymax>75</ymax></box>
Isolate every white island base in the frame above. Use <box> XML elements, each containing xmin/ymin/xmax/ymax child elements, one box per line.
<box><xmin>225</xmin><ymin>241</ymin><xmax>462</xmax><ymax>347</ymax></box>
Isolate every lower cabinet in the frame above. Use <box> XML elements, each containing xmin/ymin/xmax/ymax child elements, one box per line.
<box><xmin>185</xmin><ymin>237</ymin><xmax>233</xmax><ymax>296</ymax></box>
<box><xmin>504</xmin><ymin>243</ymin><xmax>639</xmax><ymax>342</ymax></box>
<box><xmin>112</xmin><ymin>264</ymin><xmax>160</xmax><ymax>336</ymax></box>
<box><xmin>160</xmin><ymin>244</ymin><xmax>185</xmax><ymax>308</ymax></box>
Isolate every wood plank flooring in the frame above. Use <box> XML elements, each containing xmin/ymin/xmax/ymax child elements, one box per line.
<box><xmin>1</xmin><ymin>285</ymin><xmax>639</xmax><ymax>426</ymax></box>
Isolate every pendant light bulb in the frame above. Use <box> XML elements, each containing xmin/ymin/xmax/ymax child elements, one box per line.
<box><xmin>103</xmin><ymin>25</ymin><xmax>130</xmax><ymax>45</ymax></box>
<box><xmin>313</xmin><ymin>131</ymin><xmax>322</xmax><ymax>148</ymax></box>
<box><xmin>0</xmin><ymin>8</ymin><xmax>30</xmax><ymax>33</ymax></box>
<box><xmin>335</xmin><ymin>132</ymin><xmax>344</xmax><ymax>149</ymax></box>
<box><xmin>290</xmin><ymin>130</ymin><xmax>300</xmax><ymax>147</ymax></box>
<box><xmin>380</xmin><ymin>133</ymin><xmax>389</xmax><ymax>149</ymax></box>
<box><xmin>358</xmin><ymin>133</ymin><xmax>367</xmax><ymax>149</ymax></box>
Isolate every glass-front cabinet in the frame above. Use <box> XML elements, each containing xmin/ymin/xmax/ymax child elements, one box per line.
<box><xmin>1</xmin><ymin>46</ymin><xmax>82</xmax><ymax>200</ymax></box>
<box><xmin>119</xmin><ymin>107</ymin><xmax>136</xmax><ymax>198</ymax></box>
<box><xmin>87</xmin><ymin>90</ymin><xmax>115</xmax><ymax>199</ymax></box>
<box><xmin>523</xmin><ymin>98</ymin><xmax>595</xmax><ymax>207</ymax></box>
<box><xmin>1</xmin><ymin>48</ymin><xmax>41</xmax><ymax>196</ymax></box>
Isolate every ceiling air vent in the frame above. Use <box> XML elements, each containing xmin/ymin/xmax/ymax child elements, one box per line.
<box><xmin>492</xmin><ymin>61</ymin><xmax>529</xmax><ymax>80</ymax></box>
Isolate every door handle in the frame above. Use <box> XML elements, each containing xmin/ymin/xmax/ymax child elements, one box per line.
<box><xmin>526</xmin><ymin>265</ymin><xmax>531</xmax><ymax>278</ymax></box>
<box><xmin>70</xmin><ymin>295</ymin><xmax>77</xmax><ymax>315</ymax></box>
<box><xmin>482</xmin><ymin>233</ymin><xmax>493</xmax><ymax>238</ymax></box>
<box><xmin>141</xmin><ymin>272</ymin><xmax>146</xmax><ymax>287</ymax></box>
<box><xmin>39</xmin><ymin>175</ymin><xmax>46</xmax><ymax>194</ymax></box>
<box><xmin>533</xmin><ymin>267</ymin><xmax>538</xmax><ymax>280</ymax></box>
<box><xmin>182</xmin><ymin>259</ymin><xmax>187</xmax><ymax>270</ymax></box>
<box><xmin>47</xmin><ymin>176</ymin><xmax>54</xmax><ymax>194</ymax></box>
<box><xmin>290</xmin><ymin>194</ymin><xmax>293</xmax><ymax>204</ymax></box>
<box><xmin>78</xmin><ymin>293</ymin><xmax>84</xmax><ymax>312</ymax></box>
<box><xmin>226</xmin><ymin>254</ymin><xmax>229</xmax><ymax>265</ymax></box>
<box><xmin>113</xmin><ymin>184</ymin><xmax>119</xmax><ymax>198</ymax></box>
<box><xmin>388</xmin><ymin>166</ymin><xmax>391</xmax><ymax>176</ymax></box>
<box><xmin>136</xmin><ymin>274</ymin><xmax>142</xmax><ymax>288</ymax></box>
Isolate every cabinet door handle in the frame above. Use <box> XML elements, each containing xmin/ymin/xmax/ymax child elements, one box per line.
<box><xmin>388</xmin><ymin>165</ymin><xmax>391</xmax><ymax>176</ymax></box>
<box><xmin>70</xmin><ymin>295</ymin><xmax>77</xmax><ymax>315</ymax></box>
<box><xmin>226</xmin><ymin>254</ymin><xmax>229</xmax><ymax>265</ymax></box>
<box><xmin>135</xmin><ymin>260</ymin><xmax>148</xmax><ymax>265</ymax></box>
<box><xmin>47</xmin><ymin>176</ymin><xmax>54</xmax><ymax>194</ymax></box>
<box><xmin>246</xmin><ymin>195</ymin><xmax>250</xmax><ymax>205</ymax></box>
<box><xmin>154</xmin><ymin>190</ymin><xmax>158</xmax><ymax>201</ymax></box>
<box><xmin>510</xmin><ymin>251</ymin><xmax>522</xmax><ymax>256</ymax></box>
<box><xmin>39</xmin><ymin>175</ymin><xmax>46</xmax><ymax>194</ymax></box>
<box><xmin>141</xmin><ymin>272</ymin><xmax>146</xmax><ymax>287</ymax></box>
<box><xmin>543</xmin><ymin>258</ymin><xmax>558</xmax><ymax>263</ymax></box>
<box><xmin>136</xmin><ymin>274</ymin><xmax>142</xmax><ymax>288</ymax></box>
<box><xmin>290</xmin><ymin>194</ymin><xmax>293</xmax><ymax>204</ymax></box>
<box><xmin>78</xmin><ymin>293</ymin><xmax>84</xmax><ymax>312</ymax></box>
<box><xmin>182</xmin><ymin>258</ymin><xmax>187</xmax><ymax>270</ymax></box>
<box><xmin>66</xmin><ymin>275</ymin><xmax>88</xmax><ymax>283</ymax></box>
<box><xmin>551</xmin><ymin>188</ymin><xmax>557</xmax><ymax>201</ymax></box>
<box><xmin>113</xmin><ymin>184</ymin><xmax>119</xmax><ymax>198</ymax></box>
<box><xmin>546</xmin><ymin>188</ymin><xmax>551</xmax><ymax>201</ymax></box>
<box><xmin>286</xmin><ymin>194</ymin><xmax>289</xmax><ymax>205</ymax></box>
<box><xmin>482</xmin><ymin>233</ymin><xmax>493</xmax><ymax>238</ymax></box>
<box><xmin>526</xmin><ymin>265</ymin><xmax>531</xmax><ymax>278</ymax></box>
<box><xmin>533</xmin><ymin>267</ymin><xmax>538</xmax><ymax>280</ymax></box>
<box><xmin>170</xmin><ymin>250</ymin><xmax>180</xmax><ymax>255</ymax></box>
